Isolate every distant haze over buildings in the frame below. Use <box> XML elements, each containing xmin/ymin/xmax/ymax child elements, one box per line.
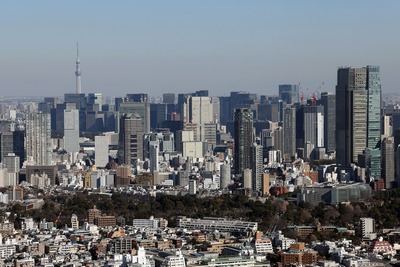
<box><xmin>1</xmin><ymin>1</ymin><xmax>400</xmax><ymax>96</ymax></box>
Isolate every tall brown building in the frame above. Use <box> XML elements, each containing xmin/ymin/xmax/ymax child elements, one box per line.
<box><xmin>118</xmin><ymin>113</ymin><xmax>143</xmax><ymax>167</ymax></box>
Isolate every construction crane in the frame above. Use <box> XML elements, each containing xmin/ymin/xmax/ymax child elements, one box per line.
<box><xmin>311</xmin><ymin>82</ymin><xmax>325</xmax><ymax>105</ymax></box>
<box><xmin>316</xmin><ymin>82</ymin><xmax>324</xmax><ymax>99</ymax></box>
<box><xmin>311</xmin><ymin>92</ymin><xmax>317</xmax><ymax>105</ymax></box>
<box><xmin>299</xmin><ymin>83</ymin><xmax>312</xmax><ymax>104</ymax></box>
<box><xmin>299</xmin><ymin>82</ymin><xmax>305</xmax><ymax>103</ymax></box>
<box><xmin>54</xmin><ymin>210</ymin><xmax>63</xmax><ymax>225</ymax></box>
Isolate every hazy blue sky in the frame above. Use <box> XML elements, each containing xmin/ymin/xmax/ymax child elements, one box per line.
<box><xmin>1</xmin><ymin>1</ymin><xmax>399</xmax><ymax>97</ymax></box>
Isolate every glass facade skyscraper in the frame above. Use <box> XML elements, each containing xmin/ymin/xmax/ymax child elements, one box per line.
<box><xmin>336</xmin><ymin>66</ymin><xmax>381</xmax><ymax>173</ymax></box>
<box><xmin>366</xmin><ymin>66</ymin><xmax>381</xmax><ymax>149</ymax></box>
<box><xmin>279</xmin><ymin>84</ymin><xmax>300</xmax><ymax>105</ymax></box>
<box><xmin>234</xmin><ymin>108</ymin><xmax>253</xmax><ymax>175</ymax></box>
<box><xmin>320</xmin><ymin>92</ymin><xmax>336</xmax><ymax>153</ymax></box>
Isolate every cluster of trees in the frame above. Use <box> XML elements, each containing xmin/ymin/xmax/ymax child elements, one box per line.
<box><xmin>7</xmin><ymin>193</ymin><xmax>278</xmax><ymax>230</ymax></box>
<box><xmin>6</xmin><ymin>188</ymin><xmax>400</xmax><ymax>238</ymax></box>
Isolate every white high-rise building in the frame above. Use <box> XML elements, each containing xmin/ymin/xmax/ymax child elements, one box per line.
<box><xmin>26</xmin><ymin>112</ymin><xmax>52</xmax><ymax>165</ymax></box>
<box><xmin>189</xmin><ymin>179</ymin><xmax>197</xmax><ymax>195</ymax></box>
<box><xmin>251</xmin><ymin>144</ymin><xmax>263</xmax><ymax>192</ymax></box>
<box><xmin>382</xmin><ymin>115</ymin><xmax>392</xmax><ymax>138</ymax></box>
<box><xmin>0</xmin><ymin>168</ymin><xmax>18</xmax><ymax>187</ymax></box>
<box><xmin>303</xmin><ymin>105</ymin><xmax>324</xmax><ymax>159</ymax></box>
<box><xmin>220</xmin><ymin>162</ymin><xmax>231</xmax><ymax>189</ymax></box>
<box><xmin>3</xmin><ymin>153</ymin><xmax>19</xmax><ymax>187</ymax></box>
<box><xmin>243</xmin><ymin>168</ymin><xmax>252</xmax><ymax>189</ymax></box>
<box><xmin>64</xmin><ymin>109</ymin><xmax>80</xmax><ymax>155</ymax></box>
<box><xmin>183</xmin><ymin>96</ymin><xmax>214</xmax><ymax>141</ymax></box>
<box><xmin>176</xmin><ymin>130</ymin><xmax>194</xmax><ymax>152</ymax></box>
<box><xmin>3</xmin><ymin>153</ymin><xmax>20</xmax><ymax>173</ymax></box>
<box><xmin>211</xmin><ymin>97</ymin><xmax>220</xmax><ymax>123</ymax></box>
<box><xmin>149</xmin><ymin>143</ymin><xmax>159</xmax><ymax>174</ymax></box>
<box><xmin>95</xmin><ymin>135</ymin><xmax>109</xmax><ymax>168</ymax></box>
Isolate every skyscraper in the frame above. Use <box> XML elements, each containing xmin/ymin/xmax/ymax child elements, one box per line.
<box><xmin>182</xmin><ymin>96</ymin><xmax>214</xmax><ymax>141</ymax></box>
<box><xmin>382</xmin><ymin>137</ymin><xmax>395</xmax><ymax>189</ymax></box>
<box><xmin>150</xmin><ymin>103</ymin><xmax>168</xmax><ymax>130</ymax></box>
<box><xmin>26</xmin><ymin>112</ymin><xmax>52</xmax><ymax>165</ymax></box>
<box><xmin>394</xmin><ymin>130</ymin><xmax>400</xmax><ymax>186</ymax></box>
<box><xmin>320</xmin><ymin>92</ymin><xmax>336</xmax><ymax>152</ymax></box>
<box><xmin>87</xmin><ymin>93</ymin><xmax>103</xmax><ymax>112</ymax></box>
<box><xmin>220</xmin><ymin>162</ymin><xmax>231</xmax><ymax>189</ymax></box>
<box><xmin>0</xmin><ymin>131</ymin><xmax>24</xmax><ymax>166</ymax></box>
<box><xmin>126</xmin><ymin>93</ymin><xmax>148</xmax><ymax>103</ymax></box>
<box><xmin>192</xmin><ymin>90</ymin><xmax>209</xmax><ymax>97</ymax></box>
<box><xmin>302</xmin><ymin>105</ymin><xmax>324</xmax><ymax>159</ymax></box>
<box><xmin>397</xmin><ymin>147</ymin><xmax>400</xmax><ymax>187</ymax></box>
<box><xmin>118</xmin><ymin>113</ymin><xmax>143</xmax><ymax>166</ymax></box>
<box><xmin>335</xmin><ymin>66</ymin><xmax>381</xmax><ymax>166</ymax></box>
<box><xmin>229</xmin><ymin>92</ymin><xmax>258</xmax><ymax>124</ymax></box>
<box><xmin>149</xmin><ymin>143</ymin><xmax>159</xmax><ymax>174</ymax></box>
<box><xmin>352</xmin><ymin>88</ymin><xmax>368</xmax><ymax>163</ymax></box>
<box><xmin>3</xmin><ymin>153</ymin><xmax>20</xmax><ymax>186</ymax></box>
<box><xmin>366</xmin><ymin>66</ymin><xmax>381</xmax><ymax>149</ymax></box>
<box><xmin>219</xmin><ymin>96</ymin><xmax>231</xmax><ymax>124</ymax></box>
<box><xmin>283</xmin><ymin>105</ymin><xmax>296</xmax><ymax>161</ymax></box>
<box><xmin>95</xmin><ymin>134</ymin><xmax>109</xmax><ymax>168</ymax></box>
<box><xmin>64</xmin><ymin>108</ymin><xmax>80</xmax><ymax>154</ymax></box>
<box><xmin>211</xmin><ymin>97</ymin><xmax>220</xmax><ymax>123</ymax></box>
<box><xmin>279</xmin><ymin>84</ymin><xmax>299</xmax><ymax>104</ymax></box>
<box><xmin>64</xmin><ymin>93</ymin><xmax>87</xmax><ymax>110</ymax></box>
<box><xmin>363</xmin><ymin>148</ymin><xmax>381</xmax><ymax>181</ymax></box>
<box><xmin>273</xmin><ymin>127</ymin><xmax>284</xmax><ymax>158</ymax></box>
<box><xmin>234</xmin><ymin>108</ymin><xmax>253</xmax><ymax>175</ymax></box>
<box><xmin>119</xmin><ymin>102</ymin><xmax>151</xmax><ymax>133</ymax></box>
<box><xmin>392</xmin><ymin>109</ymin><xmax>400</xmax><ymax>132</ymax></box>
<box><xmin>251</xmin><ymin>144</ymin><xmax>263</xmax><ymax>192</ymax></box>
<box><xmin>258</xmin><ymin>103</ymin><xmax>279</xmax><ymax>122</ymax></box>
<box><xmin>3</xmin><ymin>153</ymin><xmax>20</xmax><ymax>173</ymax></box>
<box><xmin>203</xmin><ymin>123</ymin><xmax>217</xmax><ymax>152</ymax></box>
<box><xmin>163</xmin><ymin>93</ymin><xmax>175</xmax><ymax>104</ymax></box>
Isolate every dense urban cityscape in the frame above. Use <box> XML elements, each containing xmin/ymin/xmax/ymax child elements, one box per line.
<box><xmin>0</xmin><ymin>43</ymin><xmax>400</xmax><ymax>266</ymax></box>
<box><xmin>2</xmin><ymin>1</ymin><xmax>400</xmax><ymax>267</ymax></box>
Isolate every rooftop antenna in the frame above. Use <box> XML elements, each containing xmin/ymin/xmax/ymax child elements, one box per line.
<box><xmin>77</xmin><ymin>42</ymin><xmax>79</xmax><ymax>59</ymax></box>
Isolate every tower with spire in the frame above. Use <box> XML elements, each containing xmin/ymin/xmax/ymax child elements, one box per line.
<box><xmin>75</xmin><ymin>42</ymin><xmax>82</xmax><ymax>94</ymax></box>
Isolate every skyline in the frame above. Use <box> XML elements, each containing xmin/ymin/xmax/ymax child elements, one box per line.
<box><xmin>1</xmin><ymin>1</ymin><xmax>399</xmax><ymax>97</ymax></box>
